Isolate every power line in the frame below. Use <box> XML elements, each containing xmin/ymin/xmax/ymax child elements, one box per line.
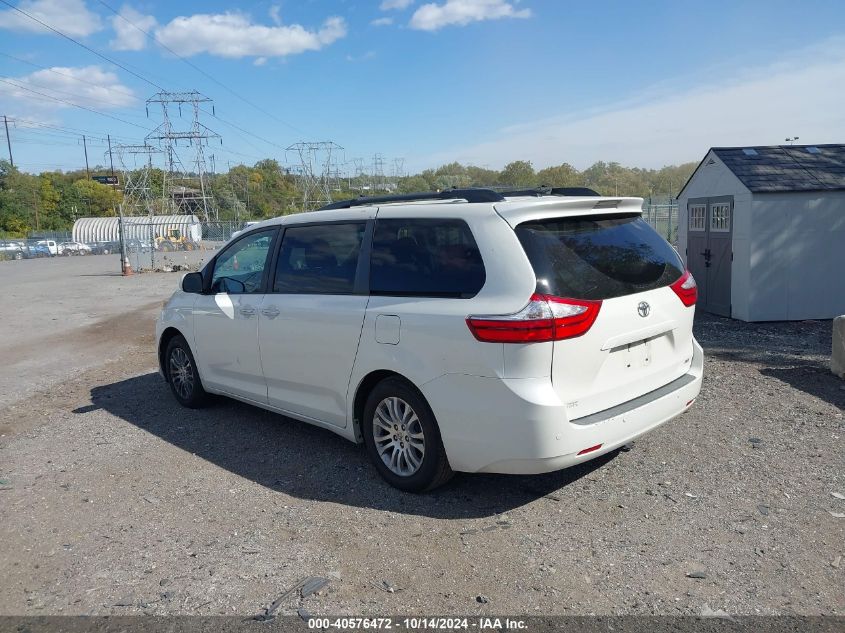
<box><xmin>95</xmin><ymin>0</ymin><xmax>307</xmax><ymax>137</ymax></box>
<box><xmin>0</xmin><ymin>78</ymin><xmax>150</xmax><ymax>130</ymax></box>
<box><xmin>0</xmin><ymin>0</ymin><xmax>164</xmax><ymax>92</ymax></box>
<box><xmin>199</xmin><ymin>108</ymin><xmax>287</xmax><ymax>153</ymax></box>
<box><xmin>7</xmin><ymin>117</ymin><xmax>139</xmax><ymax>142</ymax></box>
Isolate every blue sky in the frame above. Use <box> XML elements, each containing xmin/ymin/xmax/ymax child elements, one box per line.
<box><xmin>1</xmin><ymin>0</ymin><xmax>844</xmax><ymax>174</ymax></box>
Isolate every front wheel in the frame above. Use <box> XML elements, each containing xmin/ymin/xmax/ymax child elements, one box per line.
<box><xmin>165</xmin><ymin>335</ymin><xmax>209</xmax><ymax>408</ymax></box>
<box><xmin>362</xmin><ymin>378</ymin><xmax>453</xmax><ymax>492</ymax></box>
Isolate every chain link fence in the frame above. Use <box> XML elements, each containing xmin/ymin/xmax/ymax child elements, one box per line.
<box><xmin>641</xmin><ymin>201</ymin><xmax>679</xmax><ymax>245</ymax></box>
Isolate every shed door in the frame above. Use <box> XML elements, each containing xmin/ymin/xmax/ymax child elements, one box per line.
<box><xmin>686</xmin><ymin>196</ymin><xmax>732</xmax><ymax>317</ymax></box>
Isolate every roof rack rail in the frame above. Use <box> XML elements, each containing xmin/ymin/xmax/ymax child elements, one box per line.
<box><xmin>496</xmin><ymin>186</ymin><xmax>601</xmax><ymax>197</ymax></box>
<box><xmin>319</xmin><ymin>188</ymin><xmax>504</xmax><ymax>210</ymax></box>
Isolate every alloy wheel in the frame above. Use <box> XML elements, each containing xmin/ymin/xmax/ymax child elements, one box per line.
<box><xmin>169</xmin><ymin>347</ymin><xmax>194</xmax><ymax>400</ymax></box>
<box><xmin>372</xmin><ymin>396</ymin><xmax>426</xmax><ymax>477</ymax></box>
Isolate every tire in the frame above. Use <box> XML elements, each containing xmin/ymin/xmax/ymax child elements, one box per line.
<box><xmin>14</xmin><ymin>252</ymin><xmax>22</xmax><ymax>260</ymax></box>
<box><xmin>362</xmin><ymin>377</ymin><xmax>453</xmax><ymax>492</ymax></box>
<box><xmin>165</xmin><ymin>334</ymin><xmax>209</xmax><ymax>408</ymax></box>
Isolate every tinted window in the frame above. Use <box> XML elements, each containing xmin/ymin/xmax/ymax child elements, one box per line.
<box><xmin>515</xmin><ymin>214</ymin><xmax>684</xmax><ymax>300</ymax></box>
<box><xmin>370</xmin><ymin>219</ymin><xmax>485</xmax><ymax>298</ymax></box>
<box><xmin>274</xmin><ymin>223</ymin><xmax>365</xmax><ymax>294</ymax></box>
<box><xmin>211</xmin><ymin>229</ymin><xmax>277</xmax><ymax>294</ymax></box>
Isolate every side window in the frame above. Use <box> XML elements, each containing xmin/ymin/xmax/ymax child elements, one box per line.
<box><xmin>689</xmin><ymin>205</ymin><xmax>706</xmax><ymax>231</ymax></box>
<box><xmin>274</xmin><ymin>223</ymin><xmax>365</xmax><ymax>294</ymax></box>
<box><xmin>710</xmin><ymin>203</ymin><xmax>731</xmax><ymax>232</ymax></box>
<box><xmin>211</xmin><ymin>229</ymin><xmax>277</xmax><ymax>294</ymax></box>
<box><xmin>370</xmin><ymin>218</ymin><xmax>486</xmax><ymax>298</ymax></box>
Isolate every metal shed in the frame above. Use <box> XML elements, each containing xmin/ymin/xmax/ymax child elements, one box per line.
<box><xmin>72</xmin><ymin>215</ymin><xmax>201</xmax><ymax>244</ymax></box>
<box><xmin>677</xmin><ymin>144</ymin><xmax>845</xmax><ymax>321</ymax></box>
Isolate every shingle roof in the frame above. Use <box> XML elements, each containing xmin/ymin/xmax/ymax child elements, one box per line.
<box><xmin>711</xmin><ymin>144</ymin><xmax>845</xmax><ymax>193</ymax></box>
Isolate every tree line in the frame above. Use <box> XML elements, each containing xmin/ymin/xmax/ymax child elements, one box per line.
<box><xmin>0</xmin><ymin>158</ymin><xmax>695</xmax><ymax>237</ymax></box>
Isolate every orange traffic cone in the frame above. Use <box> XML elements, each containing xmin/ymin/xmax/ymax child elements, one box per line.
<box><xmin>122</xmin><ymin>257</ymin><xmax>133</xmax><ymax>276</ymax></box>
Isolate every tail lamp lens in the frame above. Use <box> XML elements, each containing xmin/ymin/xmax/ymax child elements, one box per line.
<box><xmin>670</xmin><ymin>270</ymin><xmax>697</xmax><ymax>307</ymax></box>
<box><xmin>467</xmin><ymin>294</ymin><xmax>602</xmax><ymax>343</ymax></box>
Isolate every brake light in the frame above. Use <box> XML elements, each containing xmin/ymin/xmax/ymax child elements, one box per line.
<box><xmin>467</xmin><ymin>294</ymin><xmax>602</xmax><ymax>343</ymax></box>
<box><xmin>670</xmin><ymin>270</ymin><xmax>697</xmax><ymax>307</ymax></box>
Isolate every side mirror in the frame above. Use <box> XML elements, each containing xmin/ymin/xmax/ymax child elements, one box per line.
<box><xmin>181</xmin><ymin>271</ymin><xmax>204</xmax><ymax>294</ymax></box>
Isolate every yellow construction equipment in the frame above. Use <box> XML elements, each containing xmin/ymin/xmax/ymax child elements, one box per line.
<box><xmin>155</xmin><ymin>228</ymin><xmax>196</xmax><ymax>251</ymax></box>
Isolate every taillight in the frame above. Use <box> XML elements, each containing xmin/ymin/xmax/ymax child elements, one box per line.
<box><xmin>467</xmin><ymin>294</ymin><xmax>602</xmax><ymax>343</ymax></box>
<box><xmin>670</xmin><ymin>270</ymin><xmax>697</xmax><ymax>307</ymax></box>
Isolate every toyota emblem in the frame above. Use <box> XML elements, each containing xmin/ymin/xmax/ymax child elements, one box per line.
<box><xmin>637</xmin><ymin>301</ymin><xmax>651</xmax><ymax>317</ymax></box>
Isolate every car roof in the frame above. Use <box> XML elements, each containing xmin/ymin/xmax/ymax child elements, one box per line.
<box><xmin>247</xmin><ymin>194</ymin><xmax>644</xmax><ymax>230</ymax></box>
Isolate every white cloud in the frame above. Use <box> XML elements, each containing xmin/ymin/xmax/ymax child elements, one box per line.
<box><xmin>420</xmin><ymin>38</ymin><xmax>845</xmax><ymax>170</ymax></box>
<box><xmin>380</xmin><ymin>0</ymin><xmax>413</xmax><ymax>10</ymax></box>
<box><xmin>269</xmin><ymin>5</ymin><xmax>281</xmax><ymax>25</ymax></box>
<box><xmin>0</xmin><ymin>0</ymin><xmax>103</xmax><ymax>37</ymax></box>
<box><xmin>109</xmin><ymin>4</ymin><xmax>157</xmax><ymax>51</ymax></box>
<box><xmin>346</xmin><ymin>50</ymin><xmax>376</xmax><ymax>62</ymax></box>
<box><xmin>0</xmin><ymin>65</ymin><xmax>136</xmax><ymax>110</ymax></box>
<box><xmin>410</xmin><ymin>0</ymin><xmax>530</xmax><ymax>31</ymax></box>
<box><xmin>371</xmin><ymin>17</ymin><xmax>394</xmax><ymax>26</ymax></box>
<box><xmin>154</xmin><ymin>12</ymin><xmax>346</xmax><ymax>59</ymax></box>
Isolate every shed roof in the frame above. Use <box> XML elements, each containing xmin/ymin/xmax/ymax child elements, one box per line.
<box><xmin>680</xmin><ymin>144</ymin><xmax>845</xmax><ymax>196</ymax></box>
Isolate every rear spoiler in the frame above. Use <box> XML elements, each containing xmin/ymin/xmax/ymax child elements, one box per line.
<box><xmin>493</xmin><ymin>197</ymin><xmax>644</xmax><ymax>228</ymax></box>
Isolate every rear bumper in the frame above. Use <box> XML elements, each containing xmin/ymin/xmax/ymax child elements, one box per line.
<box><xmin>421</xmin><ymin>338</ymin><xmax>704</xmax><ymax>474</ymax></box>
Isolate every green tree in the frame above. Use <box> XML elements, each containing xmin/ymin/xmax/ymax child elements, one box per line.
<box><xmin>536</xmin><ymin>163</ymin><xmax>579</xmax><ymax>188</ymax></box>
<box><xmin>499</xmin><ymin>160</ymin><xmax>536</xmax><ymax>187</ymax></box>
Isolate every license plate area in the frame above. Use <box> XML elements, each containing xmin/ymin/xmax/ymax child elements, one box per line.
<box><xmin>619</xmin><ymin>338</ymin><xmax>652</xmax><ymax>369</ymax></box>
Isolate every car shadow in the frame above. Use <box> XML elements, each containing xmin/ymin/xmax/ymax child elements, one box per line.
<box><xmin>80</xmin><ymin>372</ymin><xmax>615</xmax><ymax>519</ymax></box>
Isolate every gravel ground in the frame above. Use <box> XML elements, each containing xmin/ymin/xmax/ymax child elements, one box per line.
<box><xmin>0</xmin><ymin>261</ymin><xmax>842</xmax><ymax>617</ymax></box>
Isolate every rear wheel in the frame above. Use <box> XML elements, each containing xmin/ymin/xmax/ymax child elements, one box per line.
<box><xmin>362</xmin><ymin>377</ymin><xmax>453</xmax><ymax>492</ymax></box>
<box><xmin>165</xmin><ymin>335</ymin><xmax>209</xmax><ymax>408</ymax></box>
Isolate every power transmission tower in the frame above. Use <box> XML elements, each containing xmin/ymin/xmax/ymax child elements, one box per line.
<box><xmin>115</xmin><ymin>144</ymin><xmax>161</xmax><ymax>218</ymax></box>
<box><xmin>286</xmin><ymin>141</ymin><xmax>343</xmax><ymax>211</ymax></box>
<box><xmin>145</xmin><ymin>90</ymin><xmax>221</xmax><ymax>222</ymax></box>
<box><xmin>371</xmin><ymin>153</ymin><xmax>386</xmax><ymax>192</ymax></box>
<box><xmin>392</xmin><ymin>157</ymin><xmax>405</xmax><ymax>179</ymax></box>
<box><xmin>390</xmin><ymin>157</ymin><xmax>405</xmax><ymax>191</ymax></box>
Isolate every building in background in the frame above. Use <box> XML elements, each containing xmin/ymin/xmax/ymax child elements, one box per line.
<box><xmin>677</xmin><ymin>144</ymin><xmax>845</xmax><ymax>321</ymax></box>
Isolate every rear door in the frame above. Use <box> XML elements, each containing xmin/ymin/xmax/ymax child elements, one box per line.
<box><xmin>258</xmin><ymin>221</ymin><xmax>370</xmax><ymax>427</ymax></box>
<box><xmin>514</xmin><ymin>213</ymin><xmax>696</xmax><ymax>420</ymax></box>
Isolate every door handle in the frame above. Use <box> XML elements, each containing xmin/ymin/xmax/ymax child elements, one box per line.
<box><xmin>261</xmin><ymin>306</ymin><xmax>280</xmax><ymax>319</ymax></box>
<box><xmin>239</xmin><ymin>305</ymin><xmax>256</xmax><ymax>318</ymax></box>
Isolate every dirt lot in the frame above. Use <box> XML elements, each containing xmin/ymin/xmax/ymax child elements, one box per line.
<box><xmin>0</xmin><ymin>255</ymin><xmax>843</xmax><ymax>617</ymax></box>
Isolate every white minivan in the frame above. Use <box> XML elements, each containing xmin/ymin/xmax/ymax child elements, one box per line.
<box><xmin>156</xmin><ymin>189</ymin><xmax>703</xmax><ymax>491</ymax></box>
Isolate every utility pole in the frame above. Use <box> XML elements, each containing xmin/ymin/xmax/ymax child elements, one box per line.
<box><xmin>3</xmin><ymin>115</ymin><xmax>12</xmax><ymax>167</ymax></box>
<box><xmin>82</xmin><ymin>135</ymin><xmax>90</xmax><ymax>180</ymax></box>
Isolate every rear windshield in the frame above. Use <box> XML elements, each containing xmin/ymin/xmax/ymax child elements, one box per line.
<box><xmin>515</xmin><ymin>213</ymin><xmax>684</xmax><ymax>300</ymax></box>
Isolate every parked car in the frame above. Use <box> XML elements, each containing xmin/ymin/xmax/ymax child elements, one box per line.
<box><xmin>35</xmin><ymin>240</ymin><xmax>58</xmax><ymax>256</ymax></box>
<box><xmin>58</xmin><ymin>241</ymin><xmax>92</xmax><ymax>256</ymax></box>
<box><xmin>22</xmin><ymin>243</ymin><xmax>53</xmax><ymax>258</ymax></box>
<box><xmin>156</xmin><ymin>189</ymin><xmax>703</xmax><ymax>491</ymax></box>
<box><xmin>125</xmin><ymin>238</ymin><xmax>155</xmax><ymax>253</ymax></box>
<box><xmin>0</xmin><ymin>240</ymin><xmax>25</xmax><ymax>260</ymax></box>
<box><xmin>89</xmin><ymin>241</ymin><xmax>120</xmax><ymax>255</ymax></box>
